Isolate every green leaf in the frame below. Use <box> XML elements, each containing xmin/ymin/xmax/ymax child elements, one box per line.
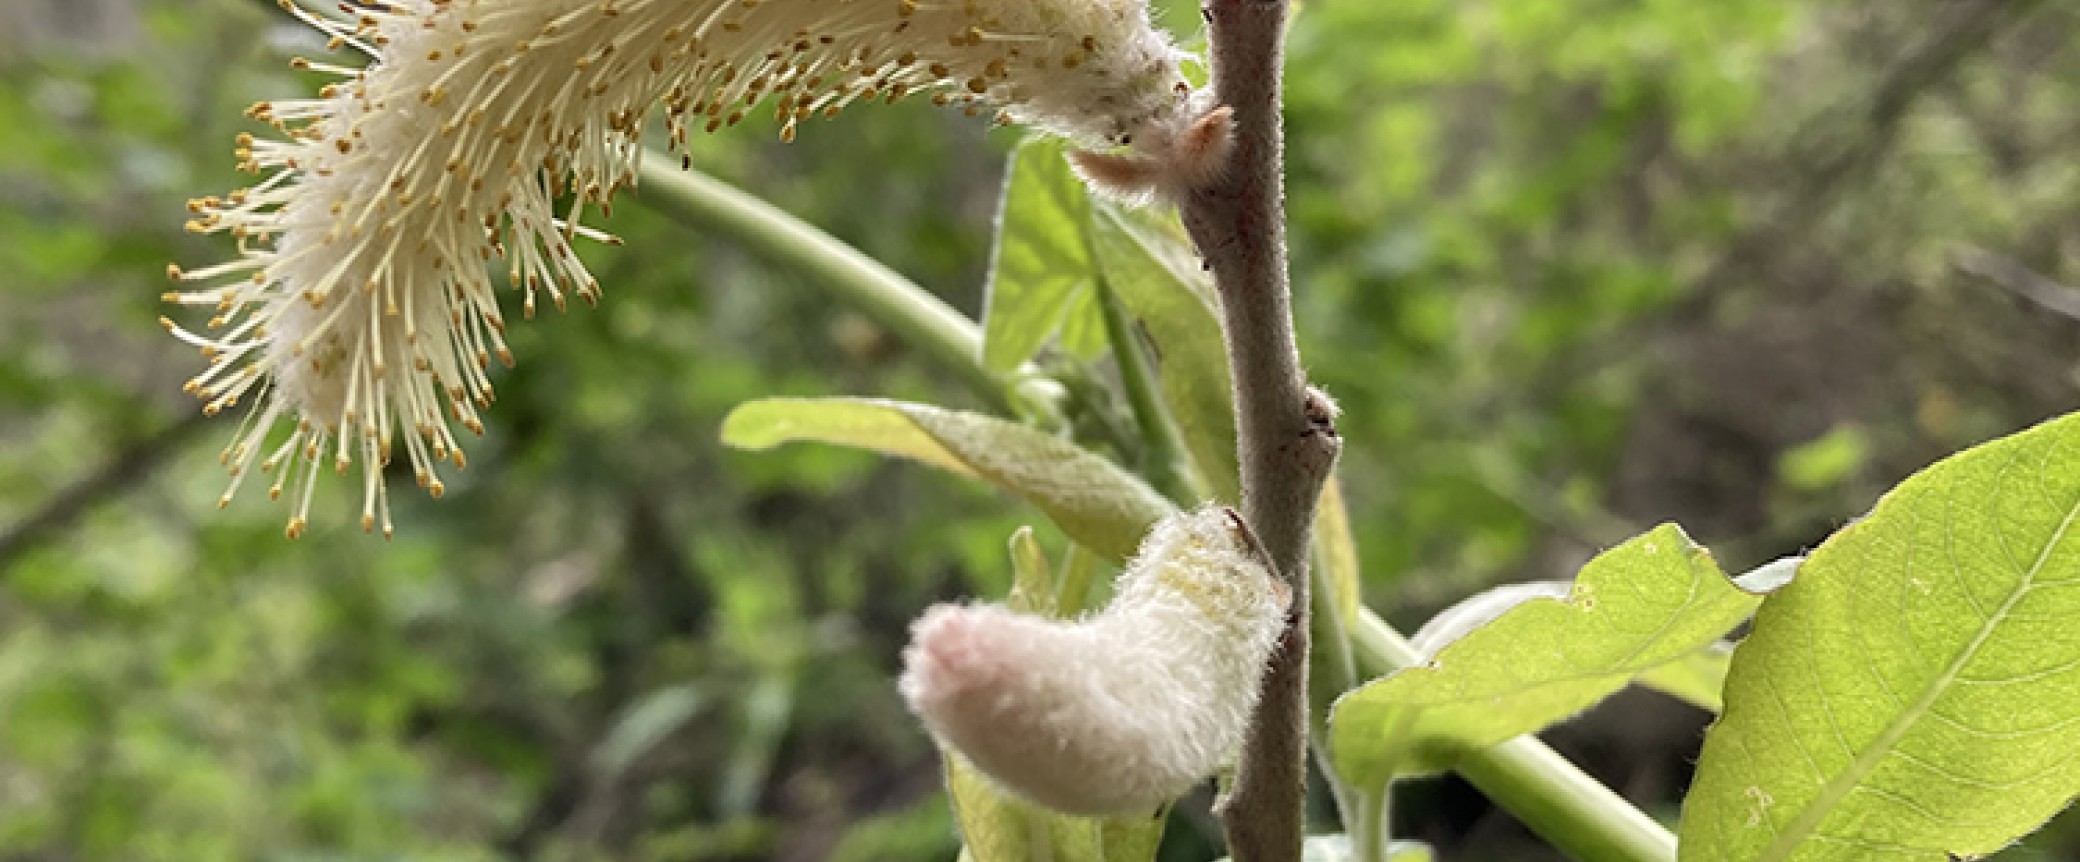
<box><xmin>1085</xmin><ymin>201</ymin><xmax>1240</xmax><ymax>503</ymax></box>
<box><xmin>1679</xmin><ymin>413</ymin><xmax>2080</xmax><ymax>862</ymax></box>
<box><xmin>1634</xmin><ymin>641</ymin><xmax>1733</xmax><ymax>713</ymax></box>
<box><xmin>982</xmin><ymin>138</ymin><xmax>1101</xmax><ymax>373</ymax></box>
<box><xmin>1057</xmin><ymin>282</ymin><xmax>1111</xmax><ymax>361</ymax></box>
<box><xmin>721</xmin><ymin>397</ymin><xmax>978</xmax><ymax>477</ymax></box>
<box><xmin>1405</xmin><ymin>581</ymin><xmax>1572</xmax><ymax>658</ymax></box>
<box><xmin>1212</xmin><ymin>834</ymin><xmax>1435</xmax><ymax>862</ymax></box>
<box><xmin>1315</xmin><ymin>477</ymin><xmax>1363</xmax><ymax>626</ymax></box>
<box><xmin>722</xmin><ymin>398</ymin><xmax>1173</xmax><ymax>561</ymax></box>
<box><xmin>1006</xmin><ymin>526</ymin><xmax>1057</xmax><ymax>616</ymax></box>
<box><xmin>1330</xmin><ymin>524</ymin><xmax>1789</xmax><ymax>785</ymax></box>
<box><xmin>947</xmin><ymin>755</ymin><xmax>1165</xmax><ymax>862</ymax></box>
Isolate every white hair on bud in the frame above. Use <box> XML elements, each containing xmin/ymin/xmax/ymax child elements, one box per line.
<box><xmin>899</xmin><ymin>506</ymin><xmax>1289</xmax><ymax>815</ymax></box>
<box><xmin>1304</xmin><ymin>385</ymin><xmax>1341</xmax><ymax>423</ymax></box>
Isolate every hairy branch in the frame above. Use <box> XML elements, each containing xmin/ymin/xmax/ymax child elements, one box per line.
<box><xmin>1181</xmin><ymin>0</ymin><xmax>1338</xmax><ymax>858</ymax></box>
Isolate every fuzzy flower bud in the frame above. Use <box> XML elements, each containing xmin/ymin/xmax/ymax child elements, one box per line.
<box><xmin>899</xmin><ymin>506</ymin><xmax>1289</xmax><ymax>815</ymax></box>
<box><xmin>168</xmin><ymin>0</ymin><xmax>1214</xmax><ymax>536</ymax></box>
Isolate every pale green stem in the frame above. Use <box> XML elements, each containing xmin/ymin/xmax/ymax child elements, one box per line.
<box><xmin>635</xmin><ymin>151</ymin><xmax>1673</xmax><ymax>862</ymax></box>
<box><xmin>1349</xmin><ymin>788</ymin><xmax>1388</xmax><ymax>862</ymax></box>
<box><xmin>1351</xmin><ymin>610</ymin><xmax>1677</xmax><ymax>862</ymax></box>
<box><xmin>635</xmin><ymin>161</ymin><xmax>1027</xmax><ymax>412</ymax></box>
<box><xmin>1054</xmin><ymin>542</ymin><xmax>1101</xmax><ymax>617</ymax></box>
<box><xmin>1094</xmin><ymin>277</ymin><xmax>1202</xmax><ymax>504</ymax></box>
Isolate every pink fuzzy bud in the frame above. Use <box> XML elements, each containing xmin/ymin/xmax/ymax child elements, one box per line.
<box><xmin>900</xmin><ymin>506</ymin><xmax>1289</xmax><ymax>815</ymax></box>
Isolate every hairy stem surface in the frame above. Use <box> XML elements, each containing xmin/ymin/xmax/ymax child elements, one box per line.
<box><xmin>1181</xmin><ymin>1</ymin><xmax>1336</xmax><ymax>858</ymax></box>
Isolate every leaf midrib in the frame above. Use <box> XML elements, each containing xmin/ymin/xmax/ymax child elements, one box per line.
<box><xmin>1752</xmin><ymin>479</ymin><xmax>2080</xmax><ymax>862</ymax></box>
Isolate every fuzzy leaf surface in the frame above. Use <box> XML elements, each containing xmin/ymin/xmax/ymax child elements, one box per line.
<box><xmin>723</xmin><ymin>398</ymin><xmax>1171</xmax><ymax>561</ymax></box>
<box><xmin>1680</xmin><ymin>413</ymin><xmax>2080</xmax><ymax>862</ymax></box>
<box><xmin>1085</xmin><ymin>201</ymin><xmax>1239</xmax><ymax>503</ymax></box>
<box><xmin>1331</xmin><ymin>523</ymin><xmax>1788</xmax><ymax>785</ymax></box>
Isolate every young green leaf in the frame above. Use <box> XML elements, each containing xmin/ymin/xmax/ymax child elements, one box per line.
<box><xmin>982</xmin><ymin>138</ymin><xmax>1102</xmax><ymax>373</ymax></box>
<box><xmin>1329</xmin><ymin>524</ymin><xmax>1790</xmax><ymax>786</ymax></box>
<box><xmin>945</xmin><ymin>755</ymin><xmax>1165</xmax><ymax>862</ymax></box>
<box><xmin>1084</xmin><ymin>201</ymin><xmax>1240</xmax><ymax>503</ymax></box>
<box><xmin>722</xmin><ymin>398</ymin><xmax>1172</xmax><ymax>561</ymax></box>
<box><xmin>1315</xmin><ymin>478</ymin><xmax>1364</xmax><ymax>626</ymax></box>
<box><xmin>1680</xmin><ymin>412</ymin><xmax>2080</xmax><ymax>862</ymax></box>
<box><xmin>1634</xmin><ymin>642</ymin><xmax>1734</xmax><ymax>713</ymax></box>
<box><xmin>1006</xmin><ymin>526</ymin><xmax>1058</xmax><ymax>616</ymax></box>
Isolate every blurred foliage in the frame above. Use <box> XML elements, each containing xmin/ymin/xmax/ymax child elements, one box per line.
<box><xmin>1</xmin><ymin>0</ymin><xmax>2077</xmax><ymax>860</ymax></box>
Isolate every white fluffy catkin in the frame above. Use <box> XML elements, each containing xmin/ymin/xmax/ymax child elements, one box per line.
<box><xmin>899</xmin><ymin>506</ymin><xmax>1289</xmax><ymax>816</ymax></box>
<box><xmin>169</xmin><ymin>0</ymin><xmax>1218</xmax><ymax>537</ymax></box>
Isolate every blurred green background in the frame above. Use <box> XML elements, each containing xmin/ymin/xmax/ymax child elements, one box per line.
<box><xmin>3</xmin><ymin>0</ymin><xmax>2078</xmax><ymax>859</ymax></box>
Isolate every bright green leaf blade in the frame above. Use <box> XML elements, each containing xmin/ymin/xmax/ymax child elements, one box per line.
<box><xmin>1085</xmin><ymin>201</ymin><xmax>1240</xmax><ymax>503</ymax></box>
<box><xmin>722</xmin><ymin>398</ymin><xmax>1172</xmax><ymax>561</ymax></box>
<box><xmin>1057</xmin><ymin>281</ymin><xmax>1111</xmax><ymax>361</ymax></box>
<box><xmin>1634</xmin><ymin>641</ymin><xmax>1733</xmax><ymax>713</ymax></box>
<box><xmin>947</xmin><ymin>755</ymin><xmax>1165</xmax><ymax>862</ymax></box>
<box><xmin>1331</xmin><ymin>524</ymin><xmax>1786</xmax><ymax>785</ymax></box>
<box><xmin>982</xmin><ymin>138</ymin><xmax>1098</xmax><ymax>374</ymax></box>
<box><xmin>1679</xmin><ymin>413</ymin><xmax>2080</xmax><ymax>862</ymax></box>
<box><xmin>1406</xmin><ymin>581</ymin><xmax>1572</xmax><ymax>658</ymax></box>
<box><xmin>721</xmin><ymin>398</ymin><xmax>977</xmax><ymax>478</ymax></box>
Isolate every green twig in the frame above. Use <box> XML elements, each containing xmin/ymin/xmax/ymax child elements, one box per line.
<box><xmin>1349</xmin><ymin>787</ymin><xmax>1389</xmax><ymax>862</ymax></box>
<box><xmin>1093</xmin><ymin>277</ymin><xmax>1202</xmax><ymax>504</ymax></box>
<box><xmin>1054</xmin><ymin>542</ymin><xmax>1102</xmax><ymax>617</ymax></box>
<box><xmin>634</xmin><ymin>162</ymin><xmax>1032</xmax><ymax>414</ymax></box>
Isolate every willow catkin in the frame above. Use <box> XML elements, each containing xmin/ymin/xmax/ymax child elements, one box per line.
<box><xmin>900</xmin><ymin>506</ymin><xmax>1289</xmax><ymax>815</ymax></box>
<box><xmin>167</xmin><ymin>0</ymin><xmax>1220</xmax><ymax>536</ymax></box>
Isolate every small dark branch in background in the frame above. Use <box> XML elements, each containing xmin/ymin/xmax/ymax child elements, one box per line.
<box><xmin>0</xmin><ymin>414</ymin><xmax>208</xmax><ymax>570</ymax></box>
<box><xmin>1953</xmin><ymin>246</ymin><xmax>2080</xmax><ymax>320</ymax></box>
<box><xmin>1182</xmin><ymin>0</ymin><xmax>1340</xmax><ymax>859</ymax></box>
<box><xmin>1681</xmin><ymin>0</ymin><xmax>2043</xmax><ymax>311</ymax></box>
